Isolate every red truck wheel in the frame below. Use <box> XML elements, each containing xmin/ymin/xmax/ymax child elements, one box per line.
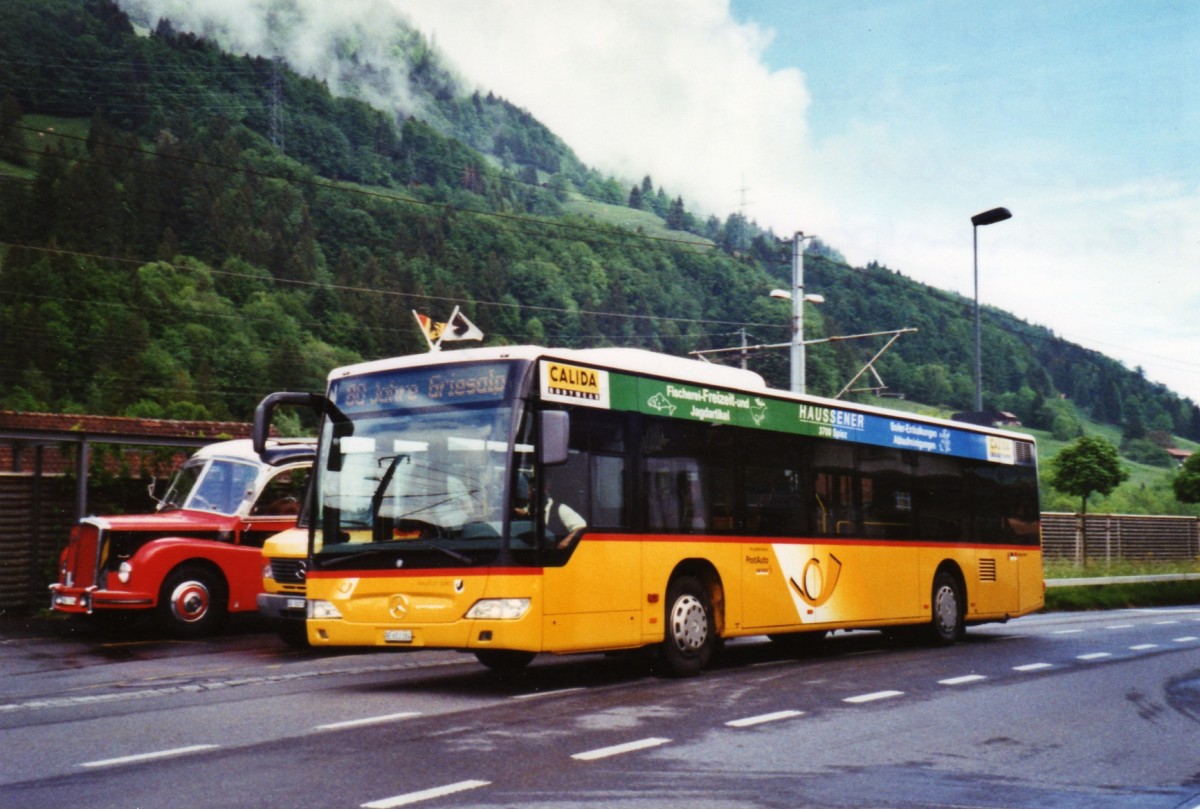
<box><xmin>158</xmin><ymin>564</ymin><xmax>227</xmax><ymax>637</ymax></box>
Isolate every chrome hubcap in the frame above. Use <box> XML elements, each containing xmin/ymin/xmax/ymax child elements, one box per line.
<box><xmin>669</xmin><ymin>594</ymin><xmax>708</xmax><ymax>654</ymax></box>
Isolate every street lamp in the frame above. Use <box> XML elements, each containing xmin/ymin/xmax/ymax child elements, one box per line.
<box><xmin>772</xmin><ymin>231</ymin><xmax>820</xmax><ymax>394</ymax></box>
<box><xmin>970</xmin><ymin>207</ymin><xmax>1012</xmax><ymax>411</ymax></box>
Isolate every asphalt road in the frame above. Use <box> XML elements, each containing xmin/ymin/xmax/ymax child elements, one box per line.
<box><xmin>2</xmin><ymin>609</ymin><xmax>1199</xmax><ymax>809</ymax></box>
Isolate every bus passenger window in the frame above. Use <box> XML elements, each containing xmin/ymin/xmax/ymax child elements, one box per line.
<box><xmin>646</xmin><ymin>458</ymin><xmax>706</xmax><ymax>532</ymax></box>
<box><xmin>859</xmin><ymin>450</ymin><xmax>915</xmax><ymax>539</ymax></box>
<box><xmin>590</xmin><ymin>455</ymin><xmax>626</xmax><ymax>528</ymax></box>
<box><xmin>745</xmin><ymin>465</ymin><xmax>805</xmax><ymax>536</ymax></box>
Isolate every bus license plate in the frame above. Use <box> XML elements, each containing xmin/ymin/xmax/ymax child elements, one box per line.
<box><xmin>286</xmin><ymin>598</ymin><xmax>306</xmax><ymax>610</ymax></box>
<box><xmin>384</xmin><ymin>629</ymin><xmax>413</xmax><ymax>643</ymax></box>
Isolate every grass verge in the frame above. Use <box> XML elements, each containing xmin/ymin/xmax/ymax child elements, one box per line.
<box><xmin>1043</xmin><ymin>559</ymin><xmax>1200</xmax><ymax>611</ymax></box>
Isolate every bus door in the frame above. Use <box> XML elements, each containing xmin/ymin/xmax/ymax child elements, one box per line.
<box><xmin>740</xmin><ymin>464</ymin><xmax>814</xmax><ymax>630</ymax></box>
<box><xmin>539</xmin><ymin>444</ymin><xmax>641</xmax><ymax>652</ymax></box>
<box><xmin>970</xmin><ymin>465</ymin><xmax>1041</xmax><ymax>617</ymax></box>
<box><xmin>806</xmin><ymin>447</ymin><xmax>922</xmax><ymax>626</ymax></box>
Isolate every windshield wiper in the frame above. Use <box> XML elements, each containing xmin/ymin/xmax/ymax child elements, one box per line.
<box><xmin>316</xmin><ymin>548</ymin><xmax>396</xmax><ymax>569</ymax></box>
<box><xmin>318</xmin><ymin>542</ymin><xmax>474</xmax><ymax>568</ymax></box>
<box><xmin>407</xmin><ymin>541</ymin><xmax>473</xmax><ymax>565</ymax></box>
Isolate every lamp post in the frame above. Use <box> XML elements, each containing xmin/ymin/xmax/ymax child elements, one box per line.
<box><xmin>771</xmin><ymin>231</ymin><xmax>821</xmax><ymax>394</ymax></box>
<box><xmin>970</xmin><ymin>207</ymin><xmax>1012</xmax><ymax>411</ymax></box>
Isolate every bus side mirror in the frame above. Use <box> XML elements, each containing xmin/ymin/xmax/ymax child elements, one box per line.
<box><xmin>253</xmin><ymin>391</ymin><xmax>327</xmax><ymax>465</ymax></box>
<box><xmin>538</xmin><ymin>411</ymin><xmax>570</xmax><ymax>466</ymax></box>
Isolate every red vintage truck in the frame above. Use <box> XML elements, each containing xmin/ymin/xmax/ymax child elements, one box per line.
<box><xmin>49</xmin><ymin>438</ymin><xmax>313</xmax><ymax>636</ymax></box>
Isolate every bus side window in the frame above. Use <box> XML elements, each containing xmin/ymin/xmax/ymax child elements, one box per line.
<box><xmin>859</xmin><ymin>449</ymin><xmax>915</xmax><ymax>539</ymax></box>
<box><xmin>646</xmin><ymin>457</ymin><xmax>706</xmax><ymax>532</ymax></box>
<box><xmin>745</xmin><ymin>465</ymin><xmax>804</xmax><ymax>536</ymax></box>
<box><xmin>590</xmin><ymin>454</ymin><xmax>626</xmax><ymax>528</ymax></box>
<box><xmin>811</xmin><ymin>442</ymin><xmax>857</xmax><ymax>536</ymax></box>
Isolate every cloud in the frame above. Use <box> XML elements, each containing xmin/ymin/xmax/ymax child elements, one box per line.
<box><xmin>395</xmin><ymin>0</ymin><xmax>816</xmax><ymax>228</ymax></box>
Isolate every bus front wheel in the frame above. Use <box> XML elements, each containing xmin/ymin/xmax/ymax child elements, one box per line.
<box><xmin>662</xmin><ymin>575</ymin><xmax>716</xmax><ymax>677</ymax></box>
<box><xmin>929</xmin><ymin>569</ymin><xmax>965</xmax><ymax>645</ymax></box>
<box><xmin>474</xmin><ymin>650</ymin><xmax>536</xmax><ymax>672</ymax></box>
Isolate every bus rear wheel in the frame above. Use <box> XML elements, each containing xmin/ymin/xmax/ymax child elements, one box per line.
<box><xmin>661</xmin><ymin>575</ymin><xmax>716</xmax><ymax>677</ymax></box>
<box><xmin>928</xmin><ymin>569</ymin><xmax>965</xmax><ymax>645</ymax></box>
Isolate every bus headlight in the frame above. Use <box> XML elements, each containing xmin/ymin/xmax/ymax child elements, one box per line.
<box><xmin>117</xmin><ymin>562</ymin><xmax>132</xmax><ymax>584</ymax></box>
<box><xmin>465</xmin><ymin>598</ymin><xmax>530</xmax><ymax>620</ymax></box>
<box><xmin>308</xmin><ymin>600</ymin><xmax>343</xmax><ymax>620</ymax></box>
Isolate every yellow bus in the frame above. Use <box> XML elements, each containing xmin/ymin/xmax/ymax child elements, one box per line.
<box><xmin>254</xmin><ymin>346</ymin><xmax>1042</xmax><ymax>676</ymax></box>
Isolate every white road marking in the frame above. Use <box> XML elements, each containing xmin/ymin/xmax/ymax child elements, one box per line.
<box><xmin>512</xmin><ymin>688</ymin><xmax>585</xmax><ymax>700</ymax></box>
<box><xmin>81</xmin><ymin>744</ymin><xmax>219</xmax><ymax>769</ymax></box>
<box><xmin>1013</xmin><ymin>662</ymin><xmax>1053</xmax><ymax>672</ymax></box>
<box><xmin>938</xmin><ymin>674</ymin><xmax>987</xmax><ymax>686</ymax></box>
<box><xmin>1174</xmin><ymin>636</ymin><xmax>1199</xmax><ymax>643</ymax></box>
<box><xmin>1105</xmin><ymin>624</ymin><xmax>1134</xmax><ymax>629</ymax></box>
<box><xmin>1051</xmin><ymin>629</ymin><xmax>1083</xmax><ymax>635</ymax></box>
<box><xmin>315</xmin><ymin>711</ymin><xmax>421</xmax><ymax>730</ymax></box>
<box><xmin>571</xmin><ymin>737</ymin><xmax>672</xmax><ymax>761</ymax></box>
<box><xmin>1129</xmin><ymin>644</ymin><xmax>1159</xmax><ymax>651</ymax></box>
<box><xmin>1077</xmin><ymin>652</ymin><xmax>1111</xmax><ymax>661</ymax></box>
<box><xmin>362</xmin><ymin>780</ymin><xmax>490</xmax><ymax>809</ymax></box>
<box><xmin>843</xmin><ymin>690</ymin><xmax>904</xmax><ymax>704</ymax></box>
<box><xmin>725</xmin><ymin>710</ymin><xmax>804</xmax><ymax>727</ymax></box>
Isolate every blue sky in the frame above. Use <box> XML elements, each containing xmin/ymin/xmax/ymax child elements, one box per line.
<box><xmin>722</xmin><ymin>0</ymin><xmax>1200</xmax><ymax>399</ymax></box>
<box><xmin>123</xmin><ymin>0</ymin><xmax>1200</xmax><ymax>403</ymax></box>
<box><xmin>735</xmin><ymin>1</ymin><xmax>1197</xmax><ymax>176</ymax></box>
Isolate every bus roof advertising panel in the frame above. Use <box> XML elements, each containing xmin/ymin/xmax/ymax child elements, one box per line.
<box><xmin>539</xmin><ymin>359</ymin><xmax>1016</xmax><ymax>465</ymax></box>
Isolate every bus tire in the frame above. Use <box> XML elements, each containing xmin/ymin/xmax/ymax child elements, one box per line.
<box><xmin>474</xmin><ymin>650</ymin><xmax>536</xmax><ymax>672</ymax></box>
<box><xmin>928</xmin><ymin>569</ymin><xmax>964</xmax><ymax>645</ymax></box>
<box><xmin>277</xmin><ymin>621</ymin><xmax>310</xmax><ymax>649</ymax></box>
<box><xmin>158</xmin><ymin>564</ymin><xmax>226</xmax><ymax>637</ymax></box>
<box><xmin>662</xmin><ymin>575</ymin><xmax>716</xmax><ymax>677</ymax></box>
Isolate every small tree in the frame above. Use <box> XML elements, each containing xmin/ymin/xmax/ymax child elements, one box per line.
<box><xmin>1050</xmin><ymin>435</ymin><xmax>1128</xmax><ymax>565</ymax></box>
<box><xmin>1172</xmin><ymin>452</ymin><xmax>1200</xmax><ymax>504</ymax></box>
<box><xmin>1050</xmin><ymin>435</ymin><xmax>1128</xmax><ymax>515</ymax></box>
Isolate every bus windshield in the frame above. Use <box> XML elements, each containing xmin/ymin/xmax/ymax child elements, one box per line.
<box><xmin>312</xmin><ymin>362</ymin><xmax>520</xmax><ymax>568</ymax></box>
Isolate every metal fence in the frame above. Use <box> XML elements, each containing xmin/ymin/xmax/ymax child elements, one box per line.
<box><xmin>1041</xmin><ymin>512</ymin><xmax>1200</xmax><ymax>563</ymax></box>
<box><xmin>0</xmin><ymin>474</ymin><xmax>75</xmax><ymax>614</ymax></box>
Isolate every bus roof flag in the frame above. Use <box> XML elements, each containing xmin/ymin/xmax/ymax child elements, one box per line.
<box><xmin>413</xmin><ymin>307</ymin><xmax>483</xmax><ymax>351</ymax></box>
<box><xmin>443</xmin><ymin>306</ymin><xmax>484</xmax><ymax>343</ymax></box>
<box><xmin>413</xmin><ymin>310</ymin><xmax>446</xmax><ymax>351</ymax></box>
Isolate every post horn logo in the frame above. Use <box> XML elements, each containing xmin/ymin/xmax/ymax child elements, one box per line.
<box><xmin>790</xmin><ymin>553</ymin><xmax>843</xmax><ymax>608</ymax></box>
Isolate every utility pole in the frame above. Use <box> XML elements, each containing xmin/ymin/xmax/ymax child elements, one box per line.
<box><xmin>789</xmin><ymin>231</ymin><xmax>813</xmax><ymax>394</ymax></box>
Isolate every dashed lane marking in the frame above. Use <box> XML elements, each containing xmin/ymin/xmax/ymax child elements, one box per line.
<box><xmin>571</xmin><ymin>737</ymin><xmax>672</xmax><ymax>761</ymax></box>
<box><xmin>843</xmin><ymin>690</ymin><xmax>904</xmax><ymax>704</ymax></box>
<box><xmin>361</xmin><ymin>780</ymin><xmax>491</xmax><ymax>809</ymax></box>
<box><xmin>315</xmin><ymin>712</ymin><xmax>421</xmax><ymax>731</ymax></box>
<box><xmin>81</xmin><ymin>744</ymin><xmax>219</xmax><ymax>769</ymax></box>
<box><xmin>512</xmin><ymin>688</ymin><xmax>585</xmax><ymax>700</ymax></box>
<box><xmin>726</xmin><ymin>710</ymin><xmax>804</xmax><ymax>728</ymax></box>
<box><xmin>1013</xmin><ymin>663</ymin><xmax>1053</xmax><ymax>672</ymax></box>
